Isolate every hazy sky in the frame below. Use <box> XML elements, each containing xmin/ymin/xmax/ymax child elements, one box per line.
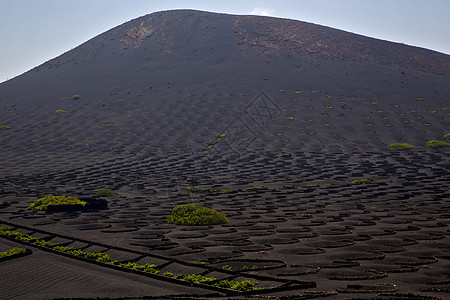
<box><xmin>1</xmin><ymin>0</ymin><xmax>449</xmax><ymax>83</ymax></box>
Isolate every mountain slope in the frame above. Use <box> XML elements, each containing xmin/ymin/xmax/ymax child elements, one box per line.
<box><xmin>0</xmin><ymin>9</ymin><xmax>448</xmax><ymax>171</ymax></box>
<box><xmin>0</xmin><ymin>9</ymin><xmax>449</xmax><ymax>299</ymax></box>
<box><xmin>1</xmin><ymin>9</ymin><xmax>449</xmax><ymax>105</ymax></box>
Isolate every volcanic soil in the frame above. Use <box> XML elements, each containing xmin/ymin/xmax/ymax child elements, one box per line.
<box><xmin>0</xmin><ymin>10</ymin><xmax>449</xmax><ymax>299</ymax></box>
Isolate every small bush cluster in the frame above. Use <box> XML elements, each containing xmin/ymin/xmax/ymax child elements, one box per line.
<box><xmin>426</xmin><ymin>140</ymin><xmax>450</xmax><ymax>149</ymax></box>
<box><xmin>352</xmin><ymin>179</ymin><xmax>374</xmax><ymax>184</ymax></box>
<box><xmin>55</xmin><ymin>110</ymin><xmax>67</xmax><ymax>115</ymax></box>
<box><xmin>213</xmin><ymin>279</ymin><xmax>259</xmax><ymax>291</ymax></box>
<box><xmin>306</xmin><ymin>184</ymin><xmax>319</xmax><ymax>187</ymax></box>
<box><xmin>96</xmin><ymin>188</ymin><xmax>117</xmax><ymax>197</ymax></box>
<box><xmin>26</xmin><ymin>195</ymin><xmax>87</xmax><ymax>211</ymax></box>
<box><xmin>167</xmin><ymin>204</ymin><xmax>229</xmax><ymax>226</ymax></box>
<box><xmin>72</xmin><ymin>95</ymin><xmax>81</xmax><ymax>100</ymax></box>
<box><xmin>64</xmin><ymin>249</ymin><xmax>112</xmax><ymax>262</ymax></box>
<box><xmin>189</xmin><ymin>261</ymin><xmax>207</xmax><ymax>265</ymax></box>
<box><xmin>444</xmin><ymin>133</ymin><xmax>450</xmax><ymax>140</ymax></box>
<box><xmin>245</xmin><ymin>186</ymin><xmax>267</xmax><ymax>191</ymax></box>
<box><xmin>0</xmin><ymin>247</ymin><xmax>27</xmax><ymax>259</ymax></box>
<box><xmin>389</xmin><ymin>143</ymin><xmax>414</xmax><ymax>150</ymax></box>
<box><xmin>0</xmin><ymin>227</ymin><xmax>259</xmax><ymax>291</ymax></box>
<box><xmin>117</xmin><ymin>262</ymin><xmax>159</xmax><ymax>273</ymax></box>
<box><xmin>205</xmin><ymin>133</ymin><xmax>227</xmax><ymax>151</ymax></box>
<box><xmin>0</xmin><ymin>125</ymin><xmax>12</xmax><ymax>130</ymax></box>
<box><xmin>0</xmin><ymin>227</ymin><xmax>111</xmax><ymax>262</ymax></box>
<box><xmin>177</xmin><ymin>273</ymin><xmax>217</xmax><ymax>283</ymax></box>
<box><xmin>167</xmin><ymin>273</ymin><xmax>258</xmax><ymax>291</ymax></box>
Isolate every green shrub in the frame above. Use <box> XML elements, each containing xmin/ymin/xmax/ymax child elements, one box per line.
<box><xmin>0</xmin><ymin>227</ymin><xmax>109</xmax><ymax>262</ymax></box>
<box><xmin>0</xmin><ymin>247</ymin><xmax>27</xmax><ymax>259</ymax></box>
<box><xmin>26</xmin><ymin>195</ymin><xmax>87</xmax><ymax>211</ymax></box>
<box><xmin>166</xmin><ymin>204</ymin><xmax>229</xmax><ymax>226</ymax></box>
<box><xmin>444</xmin><ymin>133</ymin><xmax>450</xmax><ymax>140</ymax></box>
<box><xmin>55</xmin><ymin>110</ymin><xmax>67</xmax><ymax>115</ymax></box>
<box><xmin>96</xmin><ymin>188</ymin><xmax>117</xmax><ymax>197</ymax></box>
<box><xmin>213</xmin><ymin>279</ymin><xmax>259</xmax><ymax>291</ymax></box>
<box><xmin>245</xmin><ymin>186</ymin><xmax>267</xmax><ymax>191</ymax></box>
<box><xmin>426</xmin><ymin>140</ymin><xmax>450</xmax><ymax>149</ymax></box>
<box><xmin>189</xmin><ymin>261</ymin><xmax>207</xmax><ymax>265</ymax></box>
<box><xmin>178</xmin><ymin>273</ymin><xmax>217</xmax><ymax>283</ymax></box>
<box><xmin>222</xmin><ymin>265</ymin><xmax>232</xmax><ymax>271</ymax></box>
<box><xmin>118</xmin><ymin>262</ymin><xmax>159</xmax><ymax>273</ymax></box>
<box><xmin>0</xmin><ymin>226</ymin><xmax>259</xmax><ymax>291</ymax></box>
<box><xmin>66</xmin><ymin>249</ymin><xmax>112</xmax><ymax>262</ymax></box>
<box><xmin>0</xmin><ymin>126</ymin><xmax>12</xmax><ymax>130</ymax></box>
<box><xmin>306</xmin><ymin>184</ymin><xmax>318</xmax><ymax>187</ymax></box>
<box><xmin>33</xmin><ymin>239</ymin><xmax>58</xmax><ymax>247</ymax></box>
<box><xmin>53</xmin><ymin>245</ymin><xmax>74</xmax><ymax>252</ymax></box>
<box><xmin>102</xmin><ymin>124</ymin><xmax>113</xmax><ymax>127</ymax></box>
<box><xmin>0</xmin><ymin>227</ymin><xmax>36</xmax><ymax>242</ymax></box>
<box><xmin>72</xmin><ymin>95</ymin><xmax>81</xmax><ymax>100</ymax></box>
<box><xmin>352</xmin><ymin>179</ymin><xmax>374</xmax><ymax>184</ymax></box>
<box><xmin>389</xmin><ymin>143</ymin><xmax>415</xmax><ymax>150</ymax></box>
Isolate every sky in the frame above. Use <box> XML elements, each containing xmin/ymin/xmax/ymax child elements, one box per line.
<box><xmin>1</xmin><ymin>0</ymin><xmax>449</xmax><ymax>83</ymax></box>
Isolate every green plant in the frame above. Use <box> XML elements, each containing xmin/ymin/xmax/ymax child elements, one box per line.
<box><xmin>177</xmin><ymin>271</ymin><xmax>259</xmax><ymax>291</ymax></box>
<box><xmin>96</xmin><ymin>188</ymin><xmax>117</xmax><ymax>197</ymax></box>
<box><xmin>213</xmin><ymin>279</ymin><xmax>259</xmax><ymax>291</ymax></box>
<box><xmin>189</xmin><ymin>261</ymin><xmax>207</xmax><ymax>265</ymax></box>
<box><xmin>245</xmin><ymin>186</ymin><xmax>267</xmax><ymax>191</ymax></box>
<box><xmin>0</xmin><ymin>247</ymin><xmax>27</xmax><ymax>259</ymax></box>
<box><xmin>33</xmin><ymin>239</ymin><xmax>58</xmax><ymax>247</ymax></box>
<box><xmin>72</xmin><ymin>95</ymin><xmax>81</xmax><ymax>100</ymax></box>
<box><xmin>306</xmin><ymin>184</ymin><xmax>318</xmax><ymax>187</ymax></box>
<box><xmin>389</xmin><ymin>143</ymin><xmax>415</xmax><ymax>150</ymax></box>
<box><xmin>55</xmin><ymin>110</ymin><xmax>67</xmax><ymax>115</ymax></box>
<box><xmin>118</xmin><ymin>262</ymin><xmax>159</xmax><ymax>273</ymax></box>
<box><xmin>0</xmin><ymin>227</ymin><xmax>260</xmax><ymax>292</ymax></box>
<box><xmin>444</xmin><ymin>133</ymin><xmax>450</xmax><ymax>140</ymax></box>
<box><xmin>0</xmin><ymin>227</ymin><xmax>36</xmax><ymax>242</ymax></box>
<box><xmin>53</xmin><ymin>245</ymin><xmax>74</xmax><ymax>252</ymax></box>
<box><xmin>178</xmin><ymin>274</ymin><xmax>217</xmax><ymax>283</ymax></box>
<box><xmin>352</xmin><ymin>179</ymin><xmax>374</xmax><ymax>184</ymax></box>
<box><xmin>26</xmin><ymin>195</ymin><xmax>87</xmax><ymax>211</ymax></box>
<box><xmin>0</xmin><ymin>227</ymin><xmax>261</xmax><ymax>291</ymax></box>
<box><xmin>102</xmin><ymin>124</ymin><xmax>113</xmax><ymax>127</ymax></box>
<box><xmin>426</xmin><ymin>140</ymin><xmax>450</xmax><ymax>149</ymax></box>
<box><xmin>219</xmin><ymin>189</ymin><xmax>239</xmax><ymax>194</ymax></box>
<box><xmin>67</xmin><ymin>249</ymin><xmax>112</xmax><ymax>262</ymax></box>
<box><xmin>0</xmin><ymin>227</ymin><xmax>109</xmax><ymax>262</ymax></box>
<box><xmin>204</xmin><ymin>133</ymin><xmax>227</xmax><ymax>151</ymax></box>
<box><xmin>166</xmin><ymin>204</ymin><xmax>229</xmax><ymax>226</ymax></box>
<box><xmin>0</xmin><ymin>125</ymin><xmax>12</xmax><ymax>130</ymax></box>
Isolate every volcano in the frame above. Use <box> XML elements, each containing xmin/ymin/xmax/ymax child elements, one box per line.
<box><xmin>0</xmin><ymin>10</ymin><xmax>449</xmax><ymax>299</ymax></box>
